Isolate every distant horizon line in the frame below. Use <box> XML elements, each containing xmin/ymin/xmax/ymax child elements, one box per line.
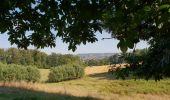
<box><xmin>0</xmin><ymin>47</ymin><xmax>121</xmax><ymax>54</ymax></box>
<box><xmin>0</xmin><ymin>47</ymin><xmax>147</xmax><ymax>55</ymax></box>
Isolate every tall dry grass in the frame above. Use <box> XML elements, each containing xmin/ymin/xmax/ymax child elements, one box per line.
<box><xmin>1</xmin><ymin>81</ymin><xmax>170</xmax><ymax>100</ymax></box>
<box><xmin>0</xmin><ymin>81</ymin><xmax>101</xmax><ymax>98</ymax></box>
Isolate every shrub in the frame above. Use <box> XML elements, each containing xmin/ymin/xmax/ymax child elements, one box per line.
<box><xmin>74</xmin><ymin>65</ymin><xmax>84</xmax><ymax>78</ymax></box>
<box><xmin>0</xmin><ymin>69</ymin><xmax>3</xmax><ymax>80</ymax></box>
<box><xmin>1</xmin><ymin>66</ymin><xmax>15</xmax><ymax>81</ymax></box>
<box><xmin>0</xmin><ymin>63</ymin><xmax>40</xmax><ymax>82</ymax></box>
<box><xmin>48</xmin><ymin>64</ymin><xmax>84</xmax><ymax>82</ymax></box>
<box><xmin>48</xmin><ymin>67</ymin><xmax>64</xmax><ymax>82</ymax></box>
<box><xmin>26</xmin><ymin>66</ymin><xmax>40</xmax><ymax>82</ymax></box>
<box><xmin>11</xmin><ymin>64</ymin><xmax>28</xmax><ymax>81</ymax></box>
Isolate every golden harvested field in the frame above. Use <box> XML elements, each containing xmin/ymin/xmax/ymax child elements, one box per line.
<box><xmin>85</xmin><ymin>65</ymin><xmax>110</xmax><ymax>75</ymax></box>
<box><xmin>85</xmin><ymin>64</ymin><xmax>126</xmax><ymax>75</ymax></box>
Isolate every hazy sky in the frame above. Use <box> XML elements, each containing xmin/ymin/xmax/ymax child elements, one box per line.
<box><xmin>0</xmin><ymin>31</ymin><xmax>149</xmax><ymax>54</ymax></box>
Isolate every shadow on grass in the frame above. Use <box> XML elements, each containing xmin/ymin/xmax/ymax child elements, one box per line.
<box><xmin>88</xmin><ymin>72</ymin><xmax>145</xmax><ymax>80</ymax></box>
<box><xmin>0</xmin><ymin>86</ymin><xmax>99</xmax><ymax>100</ymax></box>
<box><xmin>88</xmin><ymin>72</ymin><xmax>115</xmax><ymax>80</ymax></box>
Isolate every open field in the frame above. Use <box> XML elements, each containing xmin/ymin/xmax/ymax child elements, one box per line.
<box><xmin>39</xmin><ymin>69</ymin><xmax>50</xmax><ymax>82</ymax></box>
<box><xmin>1</xmin><ymin>66</ymin><xmax>170</xmax><ymax>100</ymax></box>
<box><xmin>85</xmin><ymin>65</ymin><xmax>110</xmax><ymax>75</ymax></box>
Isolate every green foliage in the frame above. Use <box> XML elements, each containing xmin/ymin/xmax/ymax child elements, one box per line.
<box><xmin>111</xmin><ymin>49</ymin><xmax>167</xmax><ymax>80</ymax></box>
<box><xmin>26</xmin><ymin>66</ymin><xmax>40</xmax><ymax>82</ymax></box>
<box><xmin>113</xmin><ymin>68</ymin><xmax>131</xmax><ymax>80</ymax></box>
<box><xmin>103</xmin><ymin>0</ymin><xmax>170</xmax><ymax>80</ymax></box>
<box><xmin>48</xmin><ymin>64</ymin><xmax>84</xmax><ymax>82</ymax></box>
<box><xmin>0</xmin><ymin>48</ymin><xmax>83</xmax><ymax>68</ymax></box>
<box><xmin>109</xmin><ymin>53</ymin><xmax>124</xmax><ymax>64</ymax></box>
<box><xmin>0</xmin><ymin>63</ymin><xmax>40</xmax><ymax>82</ymax></box>
<box><xmin>125</xmin><ymin>47</ymin><xmax>170</xmax><ymax>81</ymax></box>
<box><xmin>0</xmin><ymin>0</ymin><xmax>107</xmax><ymax>51</ymax></box>
<box><xmin>74</xmin><ymin>65</ymin><xmax>85</xmax><ymax>78</ymax></box>
<box><xmin>46</xmin><ymin>53</ymin><xmax>82</xmax><ymax>67</ymax></box>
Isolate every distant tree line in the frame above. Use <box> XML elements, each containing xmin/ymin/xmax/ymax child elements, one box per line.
<box><xmin>84</xmin><ymin>58</ymin><xmax>109</xmax><ymax>66</ymax></box>
<box><xmin>84</xmin><ymin>49</ymin><xmax>148</xmax><ymax>66</ymax></box>
<box><xmin>0</xmin><ymin>48</ymin><xmax>82</xmax><ymax>68</ymax></box>
<box><xmin>84</xmin><ymin>53</ymin><xmax>124</xmax><ymax>66</ymax></box>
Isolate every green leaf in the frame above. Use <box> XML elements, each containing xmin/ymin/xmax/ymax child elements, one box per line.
<box><xmin>160</xmin><ymin>4</ymin><xmax>170</xmax><ymax>10</ymax></box>
<box><xmin>117</xmin><ymin>39</ymin><xmax>128</xmax><ymax>53</ymax></box>
<box><xmin>120</xmin><ymin>45</ymin><xmax>128</xmax><ymax>53</ymax></box>
<box><xmin>169</xmin><ymin>8</ymin><xmax>170</xmax><ymax>13</ymax></box>
<box><xmin>144</xmin><ymin>6</ymin><xmax>151</xmax><ymax>11</ymax></box>
<box><xmin>127</xmin><ymin>40</ymin><xmax>134</xmax><ymax>49</ymax></box>
<box><xmin>0</xmin><ymin>27</ymin><xmax>7</xmax><ymax>33</ymax></box>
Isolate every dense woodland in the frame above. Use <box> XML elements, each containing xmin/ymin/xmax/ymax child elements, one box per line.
<box><xmin>0</xmin><ymin>48</ymin><xmax>82</xmax><ymax>68</ymax></box>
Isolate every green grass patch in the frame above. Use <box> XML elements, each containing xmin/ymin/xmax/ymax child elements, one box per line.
<box><xmin>39</xmin><ymin>69</ymin><xmax>50</xmax><ymax>82</ymax></box>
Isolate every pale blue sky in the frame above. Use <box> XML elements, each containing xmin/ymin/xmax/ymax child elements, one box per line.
<box><xmin>0</xmin><ymin>32</ymin><xmax>149</xmax><ymax>54</ymax></box>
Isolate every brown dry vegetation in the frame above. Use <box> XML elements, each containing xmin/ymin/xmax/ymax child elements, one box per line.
<box><xmin>85</xmin><ymin>65</ymin><xmax>110</xmax><ymax>75</ymax></box>
<box><xmin>85</xmin><ymin>64</ymin><xmax>126</xmax><ymax>76</ymax></box>
<box><xmin>1</xmin><ymin>80</ymin><xmax>170</xmax><ymax>100</ymax></box>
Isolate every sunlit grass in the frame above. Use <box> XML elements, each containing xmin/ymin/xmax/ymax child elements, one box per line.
<box><xmin>39</xmin><ymin>69</ymin><xmax>50</xmax><ymax>82</ymax></box>
<box><xmin>1</xmin><ymin>66</ymin><xmax>170</xmax><ymax>100</ymax></box>
<box><xmin>46</xmin><ymin>76</ymin><xmax>170</xmax><ymax>95</ymax></box>
<box><xmin>39</xmin><ymin>67</ymin><xmax>170</xmax><ymax>96</ymax></box>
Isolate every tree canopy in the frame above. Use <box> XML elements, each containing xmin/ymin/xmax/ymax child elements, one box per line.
<box><xmin>0</xmin><ymin>48</ymin><xmax>82</xmax><ymax>68</ymax></box>
<box><xmin>0</xmin><ymin>0</ymin><xmax>170</xmax><ymax>80</ymax></box>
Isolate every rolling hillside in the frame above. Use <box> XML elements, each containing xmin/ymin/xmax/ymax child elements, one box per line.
<box><xmin>78</xmin><ymin>53</ymin><xmax>115</xmax><ymax>60</ymax></box>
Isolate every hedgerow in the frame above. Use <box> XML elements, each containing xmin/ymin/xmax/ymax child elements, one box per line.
<box><xmin>48</xmin><ymin>64</ymin><xmax>84</xmax><ymax>82</ymax></box>
<box><xmin>0</xmin><ymin>63</ymin><xmax>40</xmax><ymax>82</ymax></box>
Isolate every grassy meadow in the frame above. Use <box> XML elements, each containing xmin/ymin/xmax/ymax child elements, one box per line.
<box><xmin>1</xmin><ymin>65</ymin><xmax>170</xmax><ymax>100</ymax></box>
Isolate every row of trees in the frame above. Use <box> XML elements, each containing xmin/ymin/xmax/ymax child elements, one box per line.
<box><xmin>85</xmin><ymin>49</ymin><xmax>148</xmax><ymax>66</ymax></box>
<box><xmin>0</xmin><ymin>48</ymin><xmax>82</xmax><ymax>68</ymax></box>
<box><xmin>84</xmin><ymin>58</ymin><xmax>109</xmax><ymax>66</ymax></box>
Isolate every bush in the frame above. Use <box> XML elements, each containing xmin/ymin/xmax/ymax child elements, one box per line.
<box><xmin>26</xmin><ymin>66</ymin><xmax>40</xmax><ymax>82</ymax></box>
<box><xmin>48</xmin><ymin>64</ymin><xmax>84</xmax><ymax>82</ymax></box>
<box><xmin>0</xmin><ymin>63</ymin><xmax>40</xmax><ymax>82</ymax></box>
<box><xmin>2</xmin><ymin>65</ymin><xmax>28</xmax><ymax>81</ymax></box>
<box><xmin>74</xmin><ymin>65</ymin><xmax>84</xmax><ymax>78</ymax></box>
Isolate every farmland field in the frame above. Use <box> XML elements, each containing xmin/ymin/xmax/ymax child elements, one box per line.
<box><xmin>1</xmin><ymin>65</ymin><xmax>170</xmax><ymax>100</ymax></box>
